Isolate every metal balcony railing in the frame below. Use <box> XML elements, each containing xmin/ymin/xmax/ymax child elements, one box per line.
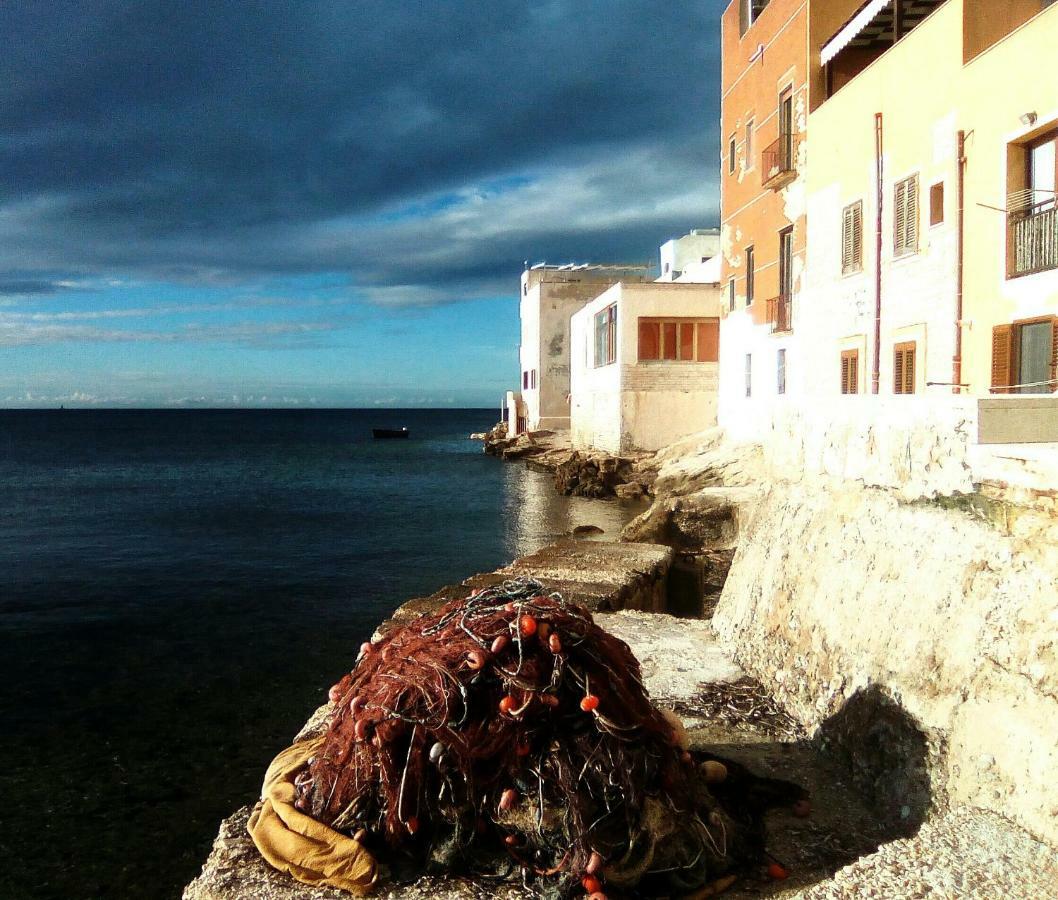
<box><xmin>766</xmin><ymin>294</ymin><xmax>792</xmax><ymax>333</ymax></box>
<box><xmin>761</xmin><ymin>134</ymin><xmax>796</xmax><ymax>188</ymax></box>
<box><xmin>1009</xmin><ymin>205</ymin><xmax>1058</xmax><ymax>278</ymax></box>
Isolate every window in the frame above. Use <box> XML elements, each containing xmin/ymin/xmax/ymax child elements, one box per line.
<box><xmin>745</xmin><ymin>246</ymin><xmax>755</xmax><ymax>306</ymax></box>
<box><xmin>893</xmin><ymin>341</ymin><xmax>917</xmax><ymax>394</ymax></box>
<box><xmin>840</xmin><ymin>349</ymin><xmax>859</xmax><ymax>394</ymax></box>
<box><xmin>778</xmin><ymin>87</ymin><xmax>793</xmax><ymax>167</ymax></box>
<box><xmin>728</xmin><ymin>135</ymin><xmax>736</xmax><ymax>174</ymax></box>
<box><xmin>745</xmin><ymin>118</ymin><xmax>755</xmax><ymax>170</ymax></box>
<box><xmin>1008</xmin><ymin>128</ymin><xmax>1057</xmax><ymax>277</ymax></box>
<box><xmin>930</xmin><ymin>182</ymin><xmax>944</xmax><ymax>226</ymax></box>
<box><xmin>594</xmin><ymin>304</ymin><xmax>617</xmax><ymax>367</ymax></box>
<box><xmin>894</xmin><ymin>175</ymin><xmax>919</xmax><ymax>256</ymax></box>
<box><xmin>530</xmin><ymin>369</ymin><xmax>537</xmax><ymax>389</ymax></box>
<box><xmin>776</xmin><ymin>349</ymin><xmax>786</xmax><ymax>395</ymax></box>
<box><xmin>745</xmin><ymin>353</ymin><xmax>752</xmax><ymax>397</ymax></box>
<box><xmin>739</xmin><ymin>0</ymin><xmax>771</xmax><ymax>37</ymax></box>
<box><xmin>842</xmin><ymin>201</ymin><xmax>863</xmax><ymax>274</ymax></box>
<box><xmin>522</xmin><ymin>370</ymin><xmax>529</xmax><ymax>390</ymax></box>
<box><xmin>727</xmin><ymin>278</ymin><xmax>736</xmax><ymax>312</ymax></box>
<box><xmin>991</xmin><ymin>317</ymin><xmax>1058</xmax><ymax>394</ymax></box>
<box><xmin>638</xmin><ymin>318</ymin><xmax>719</xmax><ymax>362</ymax></box>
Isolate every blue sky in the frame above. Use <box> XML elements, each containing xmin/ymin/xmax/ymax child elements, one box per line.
<box><xmin>0</xmin><ymin>1</ymin><xmax>721</xmax><ymax>407</ymax></box>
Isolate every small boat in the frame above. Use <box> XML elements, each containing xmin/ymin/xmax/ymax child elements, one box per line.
<box><xmin>372</xmin><ymin>427</ymin><xmax>410</xmax><ymax>439</ymax></box>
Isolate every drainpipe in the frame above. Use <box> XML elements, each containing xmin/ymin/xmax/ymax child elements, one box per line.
<box><xmin>953</xmin><ymin>129</ymin><xmax>966</xmax><ymax>394</ymax></box>
<box><xmin>873</xmin><ymin>113</ymin><xmax>884</xmax><ymax>394</ymax></box>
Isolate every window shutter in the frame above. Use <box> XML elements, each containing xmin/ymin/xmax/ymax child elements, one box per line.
<box><xmin>1051</xmin><ymin>317</ymin><xmax>1058</xmax><ymax>391</ymax></box>
<box><xmin>904</xmin><ymin>346</ymin><xmax>915</xmax><ymax>394</ymax></box>
<box><xmin>842</xmin><ymin>206</ymin><xmax>853</xmax><ymax>272</ymax></box>
<box><xmin>894</xmin><ymin>182</ymin><xmax>906</xmax><ymax>253</ymax></box>
<box><xmin>849</xmin><ymin>352</ymin><xmax>858</xmax><ymax>394</ymax></box>
<box><xmin>906</xmin><ymin>177</ymin><xmax>919</xmax><ymax>252</ymax></box>
<box><xmin>841</xmin><ymin>354</ymin><xmax>850</xmax><ymax>393</ymax></box>
<box><xmin>893</xmin><ymin>348</ymin><xmax>904</xmax><ymax>393</ymax></box>
<box><xmin>991</xmin><ymin>325</ymin><xmax>1013</xmax><ymax>393</ymax></box>
<box><xmin>852</xmin><ymin>202</ymin><xmax>862</xmax><ymax>268</ymax></box>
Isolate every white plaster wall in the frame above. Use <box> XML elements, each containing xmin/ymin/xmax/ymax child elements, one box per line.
<box><xmin>571</xmin><ymin>283</ymin><xmax>722</xmax><ymax>452</ymax></box>
<box><xmin>659</xmin><ymin>231</ymin><xmax>721</xmax><ymax>281</ymax></box>
<box><xmin>718</xmin><ymin>310</ymin><xmax>798</xmax><ymax>444</ymax></box>
<box><xmin>518</xmin><ymin>276</ymin><xmax>542</xmax><ymax>431</ymax></box>
<box><xmin>571</xmin><ymin>284</ymin><xmax>624</xmax><ymax>453</ymax></box>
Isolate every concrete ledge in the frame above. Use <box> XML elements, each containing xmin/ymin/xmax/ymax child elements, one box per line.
<box><xmin>977</xmin><ymin>396</ymin><xmax>1058</xmax><ymax>444</ymax></box>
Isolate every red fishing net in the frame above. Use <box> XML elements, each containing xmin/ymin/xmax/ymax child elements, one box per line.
<box><xmin>297</xmin><ymin>578</ymin><xmax>758</xmax><ymax>897</ymax></box>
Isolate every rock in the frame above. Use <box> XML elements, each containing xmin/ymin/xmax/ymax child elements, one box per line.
<box><xmin>615</xmin><ymin>482</ymin><xmax>645</xmax><ymax>501</ymax></box>
<box><xmin>652</xmin><ymin>441</ymin><xmax>765</xmax><ymax>499</ymax></box>
<box><xmin>572</xmin><ymin>524</ymin><xmax>604</xmax><ymax>535</ymax></box>
<box><xmin>621</xmin><ymin>487</ymin><xmax>756</xmax><ymax>552</ymax></box>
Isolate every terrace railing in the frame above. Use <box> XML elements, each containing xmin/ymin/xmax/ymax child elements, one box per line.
<box><xmin>762</xmin><ymin>134</ymin><xmax>796</xmax><ymax>189</ymax></box>
<box><xmin>766</xmin><ymin>294</ymin><xmax>792</xmax><ymax>333</ymax></box>
<box><xmin>1009</xmin><ymin>204</ymin><xmax>1058</xmax><ymax>278</ymax></box>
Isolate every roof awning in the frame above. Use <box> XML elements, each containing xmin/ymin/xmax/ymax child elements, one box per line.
<box><xmin>820</xmin><ymin>0</ymin><xmax>890</xmax><ymax>66</ymax></box>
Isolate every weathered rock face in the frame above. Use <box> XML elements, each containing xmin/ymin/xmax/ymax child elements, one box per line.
<box><xmin>713</xmin><ymin>477</ymin><xmax>1058</xmax><ymax>846</ymax></box>
<box><xmin>621</xmin><ymin>486</ymin><xmax>758</xmax><ymax>551</ymax></box>
<box><xmin>552</xmin><ymin>451</ymin><xmax>641</xmax><ymax>498</ymax></box>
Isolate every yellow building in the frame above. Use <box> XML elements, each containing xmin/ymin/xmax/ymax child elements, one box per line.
<box><xmin>801</xmin><ymin>0</ymin><xmax>1057</xmax><ymax>415</ymax></box>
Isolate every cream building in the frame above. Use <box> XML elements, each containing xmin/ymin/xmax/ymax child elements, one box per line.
<box><xmin>570</xmin><ymin>282</ymin><xmax>722</xmax><ymax>453</ymax></box>
<box><xmin>803</xmin><ymin>0</ymin><xmax>1058</xmax><ymax>440</ymax></box>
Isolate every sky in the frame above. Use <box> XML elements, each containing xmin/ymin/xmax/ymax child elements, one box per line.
<box><xmin>0</xmin><ymin>1</ymin><xmax>722</xmax><ymax>408</ymax></box>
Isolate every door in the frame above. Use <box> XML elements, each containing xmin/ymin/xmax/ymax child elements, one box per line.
<box><xmin>1029</xmin><ymin>136</ymin><xmax>1056</xmax><ymax>213</ymax></box>
<box><xmin>779</xmin><ymin>88</ymin><xmax>793</xmax><ymax>168</ymax></box>
<box><xmin>1018</xmin><ymin>321</ymin><xmax>1053</xmax><ymax>393</ymax></box>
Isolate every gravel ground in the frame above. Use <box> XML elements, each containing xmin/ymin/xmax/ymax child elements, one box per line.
<box><xmin>785</xmin><ymin>806</ymin><xmax>1058</xmax><ymax>900</ymax></box>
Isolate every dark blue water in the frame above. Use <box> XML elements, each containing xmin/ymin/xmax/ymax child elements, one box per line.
<box><xmin>0</xmin><ymin>409</ymin><xmax>634</xmax><ymax>899</ymax></box>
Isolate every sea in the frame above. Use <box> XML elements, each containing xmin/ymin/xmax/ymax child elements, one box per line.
<box><xmin>0</xmin><ymin>408</ymin><xmax>637</xmax><ymax>899</ymax></box>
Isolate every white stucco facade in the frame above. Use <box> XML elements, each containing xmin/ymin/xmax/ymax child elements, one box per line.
<box><xmin>517</xmin><ymin>267</ymin><xmax>648</xmax><ymax>432</ymax></box>
<box><xmin>658</xmin><ymin>229</ymin><xmax>721</xmax><ymax>282</ymax></box>
<box><xmin>570</xmin><ymin>282</ymin><xmax>723</xmax><ymax>453</ymax></box>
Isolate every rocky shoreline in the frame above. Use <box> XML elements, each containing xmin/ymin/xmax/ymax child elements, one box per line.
<box><xmin>185</xmin><ymin>425</ymin><xmax>1058</xmax><ymax>899</ymax></box>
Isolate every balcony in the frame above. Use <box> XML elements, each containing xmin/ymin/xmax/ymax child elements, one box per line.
<box><xmin>761</xmin><ymin>134</ymin><xmax>796</xmax><ymax>189</ymax></box>
<box><xmin>766</xmin><ymin>294</ymin><xmax>792</xmax><ymax>333</ymax></box>
<box><xmin>1008</xmin><ymin>204</ymin><xmax>1058</xmax><ymax>278</ymax></box>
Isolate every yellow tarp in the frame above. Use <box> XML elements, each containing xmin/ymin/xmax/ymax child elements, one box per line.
<box><xmin>248</xmin><ymin>736</ymin><xmax>379</xmax><ymax>895</ymax></box>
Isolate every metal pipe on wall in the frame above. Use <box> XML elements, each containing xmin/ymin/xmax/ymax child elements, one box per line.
<box><xmin>953</xmin><ymin>129</ymin><xmax>966</xmax><ymax>393</ymax></box>
<box><xmin>873</xmin><ymin>112</ymin><xmax>884</xmax><ymax>394</ymax></box>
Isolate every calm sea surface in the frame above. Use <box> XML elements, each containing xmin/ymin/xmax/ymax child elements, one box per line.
<box><xmin>0</xmin><ymin>409</ymin><xmax>636</xmax><ymax>899</ymax></box>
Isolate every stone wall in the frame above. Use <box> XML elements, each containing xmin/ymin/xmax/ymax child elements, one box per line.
<box><xmin>712</xmin><ymin>399</ymin><xmax>1058</xmax><ymax>845</ymax></box>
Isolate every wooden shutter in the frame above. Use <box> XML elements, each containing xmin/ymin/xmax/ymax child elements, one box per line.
<box><xmin>696</xmin><ymin>321</ymin><xmax>719</xmax><ymax>362</ymax></box>
<box><xmin>841</xmin><ymin>349</ymin><xmax>859</xmax><ymax>394</ymax></box>
<box><xmin>991</xmin><ymin>324</ymin><xmax>1013</xmax><ymax>393</ymax></box>
<box><xmin>852</xmin><ymin>203</ymin><xmax>862</xmax><ymax>269</ymax></box>
<box><xmin>894</xmin><ymin>176</ymin><xmax>919</xmax><ymax>255</ymax></box>
<box><xmin>894</xmin><ymin>342</ymin><xmax>916</xmax><ymax>394</ymax></box>
<box><xmin>906</xmin><ymin>177</ymin><xmax>918</xmax><ymax>252</ymax></box>
<box><xmin>1051</xmin><ymin>317</ymin><xmax>1058</xmax><ymax>390</ymax></box>
<box><xmin>842</xmin><ymin>202</ymin><xmax>862</xmax><ymax>273</ymax></box>
<box><xmin>894</xmin><ymin>181</ymin><xmax>906</xmax><ymax>254</ymax></box>
<box><xmin>638</xmin><ymin>320</ymin><xmax>660</xmax><ymax>360</ymax></box>
<box><xmin>842</xmin><ymin>206</ymin><xmax>853</xmax><ymax>272</ymax></box>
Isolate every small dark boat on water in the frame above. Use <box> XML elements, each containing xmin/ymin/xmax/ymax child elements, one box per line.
<box><xmin>372</xmin><ymin>427</ymin><xmax>410</xmax><ymax>439</ymax></box>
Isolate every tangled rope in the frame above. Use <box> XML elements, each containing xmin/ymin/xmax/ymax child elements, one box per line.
<box><xmin>298</xmin><ymin>579</ymin><xmax>749</xmax><ymax>898</ymax></box>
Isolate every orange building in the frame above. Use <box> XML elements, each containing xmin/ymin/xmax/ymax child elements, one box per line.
<box><xmin>718</xmin><ymin>0</ymin><xmax>809</xmax><ymax>437</ymax></box>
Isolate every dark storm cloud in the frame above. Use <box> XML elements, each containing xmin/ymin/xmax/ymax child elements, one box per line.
<box><xmin>0</xmin><ymin>279</ymin><xmax>63</xmax><ymax>295</ymax></box>
<box><xmin>0</xmin><ymin>1</ymin><xmax>721</xmax><ymax>300</ymax></box>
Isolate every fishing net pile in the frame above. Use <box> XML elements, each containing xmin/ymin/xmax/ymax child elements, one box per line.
<box><xmin>297</xmin><ymin>579</ymin><xmax>761</xmax><ymax>898</ymax></box>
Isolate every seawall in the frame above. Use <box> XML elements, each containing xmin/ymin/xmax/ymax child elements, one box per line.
<box><xmin>712</xmin><ymin>397</ymin><xmax>1058</xmax><ymax>846</ymax></box>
